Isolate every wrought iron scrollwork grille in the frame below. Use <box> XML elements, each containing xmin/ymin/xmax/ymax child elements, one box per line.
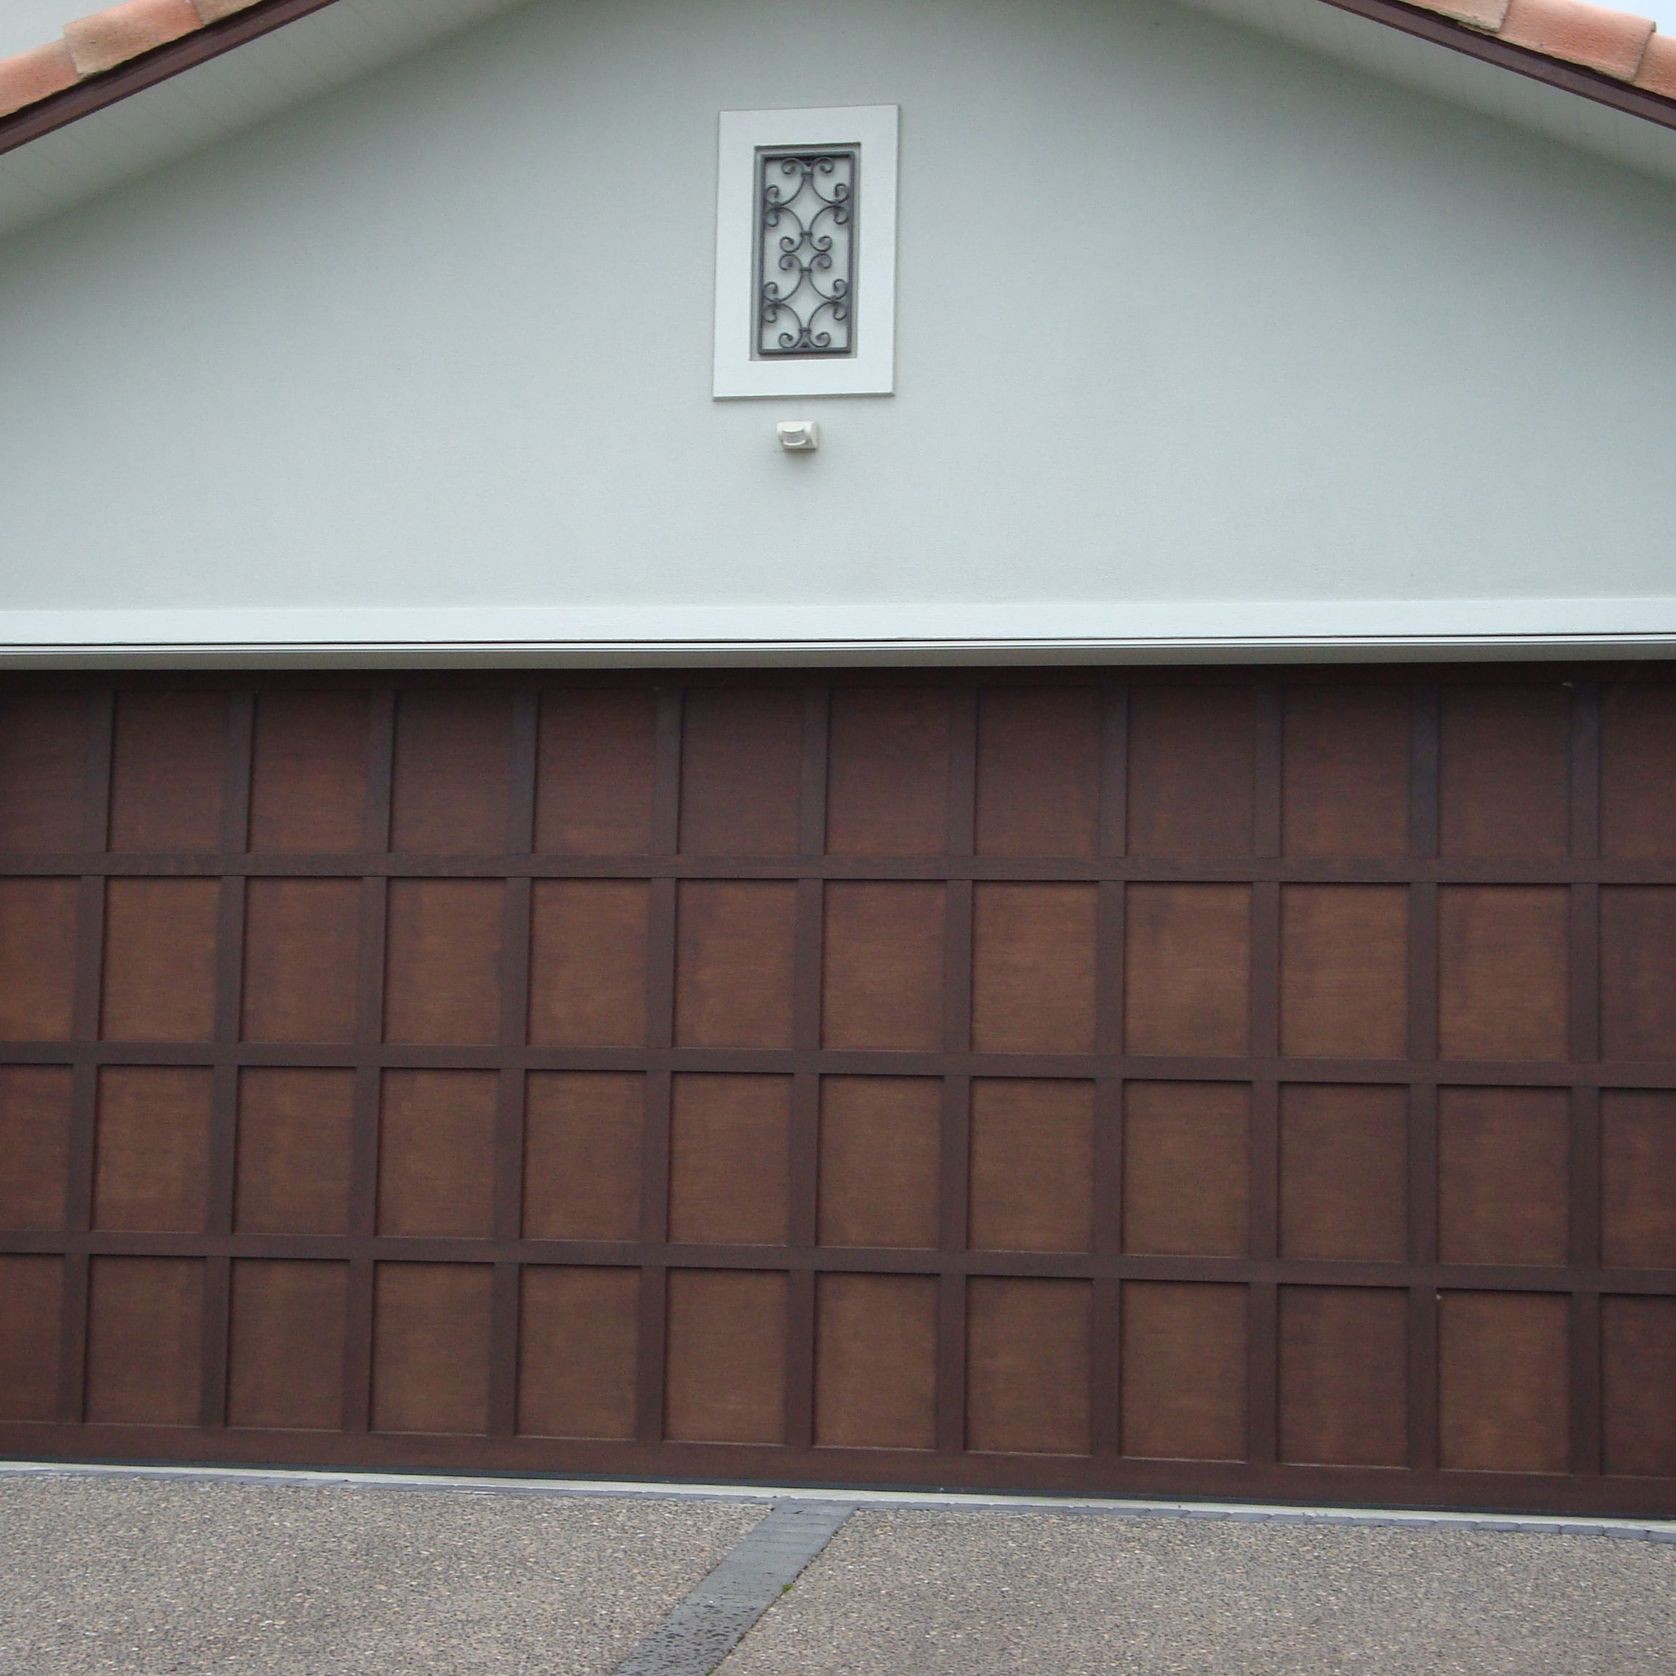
<box><xmin>756</xmin><ymin>148</ymin><xmax>857</xmax><ymax>357</ymax></box>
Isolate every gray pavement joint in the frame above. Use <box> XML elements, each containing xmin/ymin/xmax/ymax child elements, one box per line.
<box><xmin>609</xmin><ymin>1500</ymin><xmax>856</xmax><ymax>1676</ymax></box>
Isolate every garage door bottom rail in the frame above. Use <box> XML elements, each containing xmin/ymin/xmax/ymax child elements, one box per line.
<box><xmin>1</xmin><ymin>1429</ymin><xmax>1672</xmax><ymax>1519</ymax></box>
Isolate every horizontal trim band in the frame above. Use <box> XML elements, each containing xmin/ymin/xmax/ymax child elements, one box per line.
<box><xmin>5</xmin><ymin>599</ymin><xmax>1676</xmax><ymax>665</ymax></box>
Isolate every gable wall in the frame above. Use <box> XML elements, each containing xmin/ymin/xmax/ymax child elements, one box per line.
<box><xmin>3</xmin><ymin>0</ymin><xmax>1675</xmax><ymax>654</ymax></box>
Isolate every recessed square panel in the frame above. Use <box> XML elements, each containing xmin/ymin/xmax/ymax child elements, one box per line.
<box><xmin>1279</xmin><ymin>1084</ymin><xmax>1408</xmax><ymax>1262</ymax></box>
<box><xmin>971</xmin><ymin>883</ymin><xmax>1097</xmax><ymax>1054</ymax></box>
<box><xmin>1278</xmin><ymin>1287</ymin><xmax>1407</xmax><ymax>1467</ymax></box>
<box><xmin>0</xmin><ymin>692</ymin><xmax>90</xmax><ymax>852</ymax></box>
<box><xmin>1123</xmin><ymin>1082</ymin><xmax>1249</xmax><ymax>1257</ymax></box>
<box><xmin>817</xmin><ymin>1077</ymin><xmax>940</xmax><ymax>1249</ymax></box>
<box><xmin>535</xmin><ymin>689</ymin><xmax>658</xmax><ymax>856</ymax></box>
<box><xmin>1437</xmin><ymin>887</ymin><xmax>1568</xmax><ymax>1062</ymax></box>
<box><xmin>227</xmin><ymin>1260</ymin><xmax>348</xmax><ymax>1431</ymax></box>
<box><xmin>823</xmin><ymin>882</ymin><xmax>944</xmax><ymax>1051</ymax></box>
<box><xmin>1601</xmin><ymin>683</ymin><xmax>1676</xmax><ymax>860</ymax></box>
<box><xmin>93</xmin><ymin>1066</ymin><xmax>213</xmax><ymax>1233</ymax></box>
<box><xmin>383</xmin><ymin>880</ymin><xmax>504</xmax><ymax>1045</ymax></box>
<box><xmin>664</xmin><ymin>1269</ymin><xmax>787</xmax><ymax>1444</ymax></box>
<box><xmin>1121</xmin><ymin>1282</ymin><xmax>1247</xmax><ymax>1461</ymax></box>
<box><xmin>968</xmin><ymin>1079</ymin><xmax>1094</xmax><ymax>1254</ymax></box>
<box><xmin>85</xmin><ymin>1257</ymin><xmax>204</xmax><ymax>1426</ymax></box>
<box><xmin>377</xmin><ymin>1070</ymin><xmax>497</xmax><ymax>1239</ymax></box>
<box><xmin>248</xmin><ymin>690</ymin><xmax>369</xmax><ymax>853</ymax></box>
<box><xmin>1601</xmin><ymin>1090</ymin><xmax>1676</xmax><ymax>1269</ymax></box>
<box><xmin>1280</xmin><ymin>886</ymin><xmax>1407</xmax><ymax>1060</ymax></box>
<box><xmin>528</xmin><ymin>880</ymin><xmax>649</xmax><ymax>1047</ymax></box>
<box><xmin>674</xmin><ymin>881</ymin><xmax>796</xmax><ymax>1049</ymax></box>
<box><xmin>0</xmin><ymin>1066</ymin><xmax>72</xmax><ymax>1232</ymax></box>
<box><xmin>389</xmin><ymin>689</ymin><xmax>513</xmax><ymax>854</ymax></box>
<box><xmin>1281</xmin><ymin>685</ymin><xmax>1409</xmax><ymax>860</ymax></box>
<box><xmin>1601</xmin><ymin>1295</ymin><xmax>1676</xmax><ymax>1477</ymax></box>
<box><xmin>825</xmin><ymin>688</ymin><xmax>951</xmax><ymax>856</ymax></box>
<box><xmin>523</xmin><ymin>1073</ymin><xmax>644</xmax><ymax>1242</ymax></box>
<box><xmin>234</xmin><ymin>1068</ymin><xmax>354</xmax><ymax>1237</ymax></box>
<box><xmin>1600</xmin><ymin>888</ymin><xmax>1676</xmax><ymax>1061</ymax></box>
<box><xmin>1128</xmin><ymin>685</ymin><xmax>1254</xmax><ymax>857</ymax></box>
<box><xmin>1437</xmin><ymin>1087</ymin><xmax>1569</xmax><ymax>1267</ymax></box>
<box><xmin>242</xmin><ymin>878</ymin><xmax>360</xmax><ymax>1043</ymax></box>
<box><xmin>1439</xmin><ymin>684</ymin><xmax>1568</xmax><ymax>861</ymax></box>
<box><xmin>371</xmin><ymin>1263</ymin><xmax>492</xmax><ymax>1435</ymax></box>
<box><xmin>1125</xmin><ymin>885</ymin><xmax>1251</xmax><ymax>1058</ymax></box>
<box><xmin>975</xmin><ymin>687</ymin><xmax>1102</xmax><ymax>859</ymax></box>
<box><xmin>966</xmin><ymin>1278</ymin><xmax>1091</xmax><ymax>1455</ymax></box>
<box><xmin>101</xmin><ymin>878</ymin><xmax>218</xmax><ymax>1042</ymax></box>
<box><xmin>108</xmin><ymin>690</ymin><xmax>227</xmax><ymax>852</ymax></box>
<box><xmin>1438</xmin><ymin>1291</ymin><xmax>1568</xmax><ymax>1473</ymax></box>
<box><xmin>668</xmin><ymin>1075</ymin><xmax>790</xmax><ymax>1246</ymax></box>
<box><xmin>519</xmin><ymin>1266</ymin><xmax>639</xmax><ymax>1440</ymax></box>
<box><xmin>679</xmin><ymin>689</ymin><xmax>802</xmax><ymax>857</ymax></box>
<box><xmin>0</xmin><ymin>1256</ymin><xmax>62</xmax><ymax>1421</ymax></box>
<box><xmin>816</xmin><ymin>1273</ymin><xmax>936</xmax><ymax>1449</ymax></box>
<box><xmin>0</xmin><ymin>878</ymin><xmax>77</xmax><ymax>1040</ymax></box>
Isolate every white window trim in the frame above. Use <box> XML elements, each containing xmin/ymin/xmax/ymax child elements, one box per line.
<box><xmin>712</xmin><ymin>104</ymin><xmax>898</xmax><ymax>399</ymax></box>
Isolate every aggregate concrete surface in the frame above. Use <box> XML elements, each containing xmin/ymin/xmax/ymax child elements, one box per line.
<box><xmin>721</xmin><ymin>1507</ymin><xmax>1676</xmax><ymax>1676</ymax></box>
<box><xmin>0</xmin><ymin>1475</ymin><xmax>763</xmax><ymax>1676</ymax></box>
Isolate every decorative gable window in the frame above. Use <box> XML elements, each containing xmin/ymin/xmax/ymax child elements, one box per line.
<box><xmin>713</xmin><ymin>105</ymin><xmax>898</xmax><ymax>398</ymax></box>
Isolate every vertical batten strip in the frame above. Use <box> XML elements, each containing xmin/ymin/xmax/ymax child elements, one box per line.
<box><xmin>56</xmin><ymin>684</ymin><xmax>114</xmax><ymax>1423</ymax></box>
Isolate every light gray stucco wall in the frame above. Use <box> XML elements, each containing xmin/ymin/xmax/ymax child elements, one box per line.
<box><xmin>2</xmin><ymin>0</ymin><xmax>1674</xmax><ymax>650</ymax></box>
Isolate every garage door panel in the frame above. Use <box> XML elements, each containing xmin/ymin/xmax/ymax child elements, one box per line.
<box><xmin>372</xmin><ymin>1263</ymin><xmax>493</xmax><ymax>1436</ymax></box>
<box><xmin>826</xmin><ymin>687</ymin><xmax>952</xmax><ymax>856</ymax></box>
<box><xmin>1128</xmin><ymin>685</ymin><xmax>1255</xmax><ymax>858</ymax></box>
<box><xmin>1281</xmin><ymin>684</ymin><xmax>1409</xmax><ymax>861</ymax></box>
<box><xmin>100</xmin><ymin>878</ymin><xmax>218</xmax><ymax>1042</ymax></box>
<box><xmin>85</xmin><ymin>1256</ymin><xmax>204</xmax><ymax>1427</ymax></box>
<box><xmin>679</xmin><ymin>688</ymin><xmax>802</xmax><ymax>857</ymax></box>
<box><xmin>0</xmin><ymin>1065</ymin><xmax>72</xmax><ymax>1232</ymax></box>
<box><xmin>535</xmin><ymin>689</ymin><xmax>658</xmax><ymax>856</ymax></box>
<box><xmin>674</xmin><ymin>881</ymin><xmax>796</xmax><ymax>1048</ymax></box>
<box><xmin>1278</xmin><ymin>1084</ymin><xmax>1408</xmax><ymax>1263</ymax></box>
<box><xmin>227</xmin><ymin>1260</ymin><xmax>349</xmax><ymax>1432</ymax></box>
<box><xmin>3</xmin><ymin>669</ymin><xmax>1673</xmax><ymax>1515</ymax></box>
<box><xmin>975</xmin><ymin>687</ymin><xmax>1103</xmax><ymax>859</ymax></box>
<box><xmin>233</xmin><ymin>1068</ymin><xmax>354</xmax><ymax>1237</ymax></box>
<box><xmin>522</xmin><ymin>1073</ymin><xmax>644</xmax><ymax>1242</ymax></box>
<box><xmin>390</xmin><ymin>689</ymin><xmax>514</xmax><ymax>855</ymax></box>
<box><xmin>0</xmin><ymin>878</ymin><xmax>77</xmax><ymax>1040</ymax></box>
<box><xmin>0</xmin><ymin>1256</ymin><xmax>63</xmax><ymax>1422</ymax></box>
<box><xmin>1600</xmin><ymin>1090</ymin><xmax>1676</xmax><ymax>1270</ymax></box>
<box><xmin>0</xmin><ymin>691</ymin><xmax>92</xmax><ymax>852</ymax></box>
<box><xmin>1439</xmin><ymin>684</ymin><xmax>1570</xmax><ymax>861</ymax></box>
<box><xmin>109</xmin><ymin>689</ymin><xmax>228</xmax><ymax>853</ymax></box>
<box><xmin>248</xmin><ymin>689</ymin><xmax>371</xmax><ymax>854</ymax></box>
<box><xmin>92</xmin><ymin>1066</ymin><xmax>213</xmax><ymax>1234</ymax></box>
<box><xmin>518</xmin><ymin>1266</ymin><xmax>639</xmax><ymax>1441</ymax></box>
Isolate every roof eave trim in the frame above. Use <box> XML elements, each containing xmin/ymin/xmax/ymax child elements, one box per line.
<box><xmin>1320</xmin><ymin>0</ymin><xmax>1676</xmax><ymax>130</ymax></box>
<box><xmin>0</xmin><ymin>0</ymin><xmax>344</xmax><ymax>160</ymax></box>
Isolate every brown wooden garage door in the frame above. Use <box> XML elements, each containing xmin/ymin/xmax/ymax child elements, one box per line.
<box><xmin>1</xmin><ymin>668</ymin><xmax>1674</xmax><ymax>1515</ymax></box>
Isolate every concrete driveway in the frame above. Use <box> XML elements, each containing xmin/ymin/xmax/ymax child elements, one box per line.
<box><xmin>1</xmin><ymin>1469</ymin><xmax>1672</xmax><ymax>1675</ymax></box>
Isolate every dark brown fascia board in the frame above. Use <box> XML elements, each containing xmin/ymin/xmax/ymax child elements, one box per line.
<box><xmin>1319</xmin><ymin>0</ymin><xmax>1676</xmax><ymax>131</ymax></box>
<box><xmin>1</xmin><ymin>0</ymin><xmax>1675</xmax><ymax>165</ymax></box>
<box><xmin>0</xmin><ymin>0</ymin><xmax>346</xmax><ymax>160</ymax></box>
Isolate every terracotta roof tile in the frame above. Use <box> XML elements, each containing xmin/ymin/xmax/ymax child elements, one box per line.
<box><xmin>1496</xmin><ymin>0</ymin><xmax>1655</xmax><ymax>77</ymax></box>
<box><xmin>64</xmin><ymin>1</ymin><xmax>201</xmax><ymax>78</ymax></box>
<box><xmin>0</xmin><ymin>40</ymin><xmax>76</xmax><ymax>118</ymax></box>
<box><xmin>0</xmin><ymin>0</ymin><xmax>1673</xmax><ymax>145</ymax></box>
